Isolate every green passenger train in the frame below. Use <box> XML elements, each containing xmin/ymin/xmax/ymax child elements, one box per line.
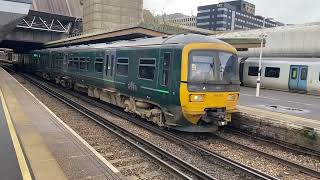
<box><xmin>25</xmin><ymin>34</ymin><xmax>240</xmax><ymax>132</ymax></box>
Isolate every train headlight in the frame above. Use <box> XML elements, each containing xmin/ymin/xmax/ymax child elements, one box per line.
<box><xmin>190</xmin><ymin>94</ymin><xmax>204</xmax><ymax>102</ymax></box>
<box><xmin>227</xmin><ymin>94</ymin><xmax>238</xmax><ymax>101</ymax></box>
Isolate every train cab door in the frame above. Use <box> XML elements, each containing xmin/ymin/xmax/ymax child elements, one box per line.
<box><xmin>105</xmin><ymin>50</ymin><xmax>116</xmax><ymax>83</ymax></box>
<box><xmin>289</xmin><ymin>65</ymin><xmax>308</xmax><ymax>92</ymax></box>
<box><xmin>62</xmin><ymin>52</ymin><xmax>68</xmax><ymax>73</ymax></box>
<box><xmin>159</xmin><ymin>50</ymin><xmax>173</xmax><ymax>104</ymax></box>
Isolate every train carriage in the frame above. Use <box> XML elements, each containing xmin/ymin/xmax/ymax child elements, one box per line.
<box><xmin>240</xmin><ymin>57</ymin><xmax>320</xmax><ymax>94</ymax></box>
<box><xmin>26</xmin><ymin>34</ymin><xmax>240</xmax><ymax>132</ymax></box>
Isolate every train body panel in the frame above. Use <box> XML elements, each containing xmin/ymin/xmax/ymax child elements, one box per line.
<box><xmin>241</xmin><ymin>57</ymin><xmax>320</xmax><ymax>94</ymax></box>
<box><xmin>22</xmin><ymin>34</ymin><xmax>240</xmax><ymax>132</ymax></box>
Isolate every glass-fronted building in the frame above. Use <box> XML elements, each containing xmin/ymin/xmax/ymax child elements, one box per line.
<box><xmin>197</xmin><ymin>0</ymin><xmax>284</xmax><ymax>31</ymax></box>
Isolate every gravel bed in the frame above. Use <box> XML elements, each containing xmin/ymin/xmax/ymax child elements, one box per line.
<box><xmin>216</xmin><ymin>131</ymin><xmax>320</xmax><ymax>172</ymax></box>
<box><xmin>19</xmin><ymin>74</ymin><xmax>256</xmax><ymax>179</ymax></box>
<box><xmin>16</xmin><ymin>73</ymin><xmax>319</xmax><ymax>180</ymax></box>
<box><xmin>14</xmin><ymin>74</ymin><xmax>178</xmax><ymax>180</ymax></box>
<box><xmin>183</xmin><ymin>133</ymin><xmax>318</xmax><ymax>180</ymax></box>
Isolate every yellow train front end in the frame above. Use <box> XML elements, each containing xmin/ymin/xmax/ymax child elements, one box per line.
<box><xmin>180</xmin><ymin>43</ymin><xmax>240</xmax><ymax>130</ymax></box>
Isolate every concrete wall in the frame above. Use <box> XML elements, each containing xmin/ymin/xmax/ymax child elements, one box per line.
<box><xmin>215</xmin><ymin>23</ymin><xmax>320</xmax><ymax>57</ymax></box>
<box><xmin>83</xmin><ymin>0</ymin><xmax>143</xmax><ymax>33</ymax></box>
<box><xmin>233</xmin><ymin>106</ymin><xmax>320</xmax><ymax>152</ymax></box>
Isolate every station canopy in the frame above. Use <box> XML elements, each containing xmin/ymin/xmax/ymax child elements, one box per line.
<box><xmin>45</xmin><ymin>22</ymin><xmax>264</xmax><ymax>50</ymax></box>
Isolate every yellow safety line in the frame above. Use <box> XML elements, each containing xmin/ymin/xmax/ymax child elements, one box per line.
<box><xmin>0</xmin><ymin>90</ymin><xmax>32</xmax><ymax>180</ymax></box>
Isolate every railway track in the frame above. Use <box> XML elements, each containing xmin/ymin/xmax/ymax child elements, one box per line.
<box><xmin>212</xmin><ymin>133</ymin><xmax>320</xmax><ymax>179</ymax></box>
<box><xmin>16</xmin><ymin>72</ymin><xmax>281</xmax><ymax>180</ymax></box>
<box><xmin>18</xmin><ymin>72</ymin><xmax>216</xmax><ymax>180</ymax></box>
<box><xmin>210</xmin><ymin>128</ymin><xmax>320</xmax><ymax>178</ymax></box>
<box><xmin>225</xmin><ymin>127</ymin><xmax>320</xmax><ymax>157</ymax></box>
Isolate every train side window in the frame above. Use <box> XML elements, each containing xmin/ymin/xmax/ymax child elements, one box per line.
<box><xmin>95</xmin><ymin>58</ymin><xmax>104</xmax><ymax>73</ymax></box>
<box><xmin>300</xmin><ymin>68</ymin><xmax>308</xmax><ymax>80</ymax></box>
<box><xmin>80</xmin><ymin>57</ymin><xmax>89</xmax><ymax>70</ymax></box>
<box><xmin>265</xmin><ymin>67</ymin><xmax>280</xmax><ymax>78</ymax></box>
<box><xmin>319</xmin><ymin>72</ymin><xmax>320</xmax><ymax>82</ymax></box>
<box><xmin>68</xmin><ymin>58</ymin><xmax>73</xmax><ymax>68</ymax></box>
<box><xmin>116</xmin><ymin>58</ymin><xmax>129</xmax><ymax>76</ymax></box>
<box><xmin>138</xmin><ymin>58</ymin><xmax>156</xmax><ymax>80</ymax></box>
<box><xmin>73</xmin><ymin>58</ymin><xmax>79</xmax><ymax>69</ymax></box>
<box><xmin>161</xmin><ymin>53</ymin><xmax>171</xmax><ymax>86</ymax></box>
<box><xmin>67</xmin><ymin>57</ymin><xmax>79</xmax><ymax>69</ymax></box>
<box><xmin>291</xmin><ymin>68</ymin><xmax>298</xmax><ymax>79</ymax></box>
<box><xmin>248</xmin><ymin>66</ymin><xmax>259</xmax><ymax>76</ymax></box>
<box><xmin>54</xmin><ymin>57</ymin><xmax>63</xmax><ymax>68</ymax></box>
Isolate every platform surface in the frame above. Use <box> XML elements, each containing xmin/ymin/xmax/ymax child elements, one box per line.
<box><xmin>0</xmin><ymin>96</ymin><xmax>23</xmax><ymax>180</ymax></box>
<box><xmin>239</xmin><ymin>87</ymin><xmax>320</xmax><ymax>120</ymax></box>
<box><xmin>0</xmin><ymin>67</ymin><xmax>122</xmax><ymax>180</ymax></box>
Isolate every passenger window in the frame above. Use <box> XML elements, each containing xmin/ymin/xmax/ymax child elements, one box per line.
<box><xmin>291</xmin><ymin>68</ymin><xmax>298</xmax><ymax>79</ymax></box>
<box><xmin>80</xmin><ymin>57</ymin><xmax>89</xmax><ymax>70</ymax></box>
<box><xmin>139</xmin><ymin>58</ymin><xmax>156</xmax><ymax>80</ymax></box>
<box><xmin>161</xmin><ymin>53</ymin><xmax>171</xmax><ymax>86</ymax></box>
<box><xmin>300</xmin><ymin>68</ymin><xmax>308</xmax><ymax>80</ymax></box>
<box><xmin>116</xmin><ymin>58</ymin><xmax>129</xmax><ymax>76</ymax></box>
<box><xmin>68</xmin><ymin>57</ymin><xmax>79</xmax><ymax>69</ymax></box>
<box><xmin>68</xmin><ymin>58</ymin><xmax>73</xmax><ymax>68</ymax></box>
<box><xmin>265</xmin><ymin>67</ymin><xmax>280</xmax><ymax>78</ymax></box>
<box><xmin>95</xmin><ymin>58</ymin><xmax>104</xmax><ymax>73</ymax></box>
<box><xmin>73</xmin><ymin>58</ymin><xmax>79</xmax><ymax>69</ymax></box>
<box><xmin>248</xmin><ymin>66</ymin><xmax>259</xmax><ymax>76</ymax></box>
<box><xmin>54</xmin><ymin>58</ymin><xmax>63</xmax><ymax>68</ymax></box>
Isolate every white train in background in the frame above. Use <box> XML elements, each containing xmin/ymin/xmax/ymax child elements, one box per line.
<box><xmin>0</xmin><ymin>48</ymin><xmax>18</xmax><ymax>63</ymax></box>
<box><xmin>240</xmin><ymin>58</ymin><xmax>320</xmax><ymax>94</ymax></box>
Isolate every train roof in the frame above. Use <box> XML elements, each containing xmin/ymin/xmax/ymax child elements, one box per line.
<box><xmin>245</xmin><ymin>57</ymin><xmax>320</xmax><ymax>64</ymax></box>
<box><xmin>35</xmin><ymin>34</ymin><xmax>228</xmax><ymax>52</ymax></box>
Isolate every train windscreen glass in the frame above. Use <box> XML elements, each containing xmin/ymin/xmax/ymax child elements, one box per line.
<box><xmin>189</xmin><ymin>51</ymin><xmax>239</xmax><ymax>83</ymax></box>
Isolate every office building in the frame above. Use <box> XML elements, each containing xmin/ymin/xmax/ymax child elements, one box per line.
<box><xmin>197</xmin><ymin>0</ymin><xmax>284</xmax><ymax>31</ymax></box>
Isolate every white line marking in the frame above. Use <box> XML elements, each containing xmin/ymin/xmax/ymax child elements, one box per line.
<box><xmin>0</xmin><ymin>90</ymin><xmax>32</xmax><ymax>180</ymax></box>
<box><xmin>241</xmin><ymin>93</ymin><xmax>313</xmax><ymax>106</ymax></box>
<box><xmin>5</xmin><ymin>71</ymin><xmax>120</xmax><ymax>174</ymax></box>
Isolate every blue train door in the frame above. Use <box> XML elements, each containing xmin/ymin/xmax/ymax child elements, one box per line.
<box><xmin>298</xmin><ymin>66</ymin><xmax>308</xmax><ymax>91</ymax></box>
<box><xmin>289</xmin><ymin>65</ymin><xmax>308</xmax><ymax>92</ymax></box>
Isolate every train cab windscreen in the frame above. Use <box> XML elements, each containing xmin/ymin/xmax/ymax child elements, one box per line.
<box><xmin>188</xmin><ymin>51</ymin><xmax>240</xmax><ymax>92</ymax></box>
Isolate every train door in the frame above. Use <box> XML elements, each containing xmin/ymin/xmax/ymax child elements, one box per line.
<box><xmin>289</xmin><ymin>65</ymin><xmax>308</xmax><ymax>92</ymax></box>
<box><xmin>159</xmin><ymin>49</ymin><xmax>173</xmax><ymax>104</ymax></box>
<box><xmin>105</xmin><ymin>50</ymin><xmax>116</xmax><ymax>82</ymax></box>
<box><xmin>62</xmin><ymin>52</ymin><xmax>68</xmax><ymax>73</ymax></box>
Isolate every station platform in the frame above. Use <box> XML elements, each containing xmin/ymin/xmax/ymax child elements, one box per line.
<box><xmin>0</xmin><ymin>67</ymin><xmax>123</xmax><ymax>179</ymax></box>
<box><xmin>234</xmin><ymin>87</ymin><xmax>320</xmax><ymax>152</ymax></box>
<box><xmin>239</xmin><ymin>86</ymin><xmax>320</xmax><ymax>120</ymax></box>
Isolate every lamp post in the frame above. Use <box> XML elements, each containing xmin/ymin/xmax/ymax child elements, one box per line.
<box><xmin>256</xmin><ymin>17</ymin><xmax>272</xmax><ymax>97</ymax></box>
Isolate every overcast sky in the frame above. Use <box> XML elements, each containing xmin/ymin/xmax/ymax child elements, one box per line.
<box><xmin>144</xmin><ymin>0</ymin><xmax>320</xmax><ymax>24</ymax></box>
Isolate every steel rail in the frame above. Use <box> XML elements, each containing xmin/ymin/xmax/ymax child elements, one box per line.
<box><xmin>215</xmin><ymin>133</ymin><xmax>320</xmax><ymax>179</ymax></box>
<box><xmin>21</xmin><ymin>73</ymin><xmax>217</xmax><ymax>180</ymax></box>
<box><xmin>86</xmin><ymin>101</ymin><xmax>279</xmax><ymax>180</ymax></box>
<box><xmin>226</xmin><ymin>127</ymin><xmax>320</xmax><ymax>157</ymax></box>
<box><xmin>23</xmin><ymin>74</ymin><xmax>279</xmax><ymax>180</ymax></box>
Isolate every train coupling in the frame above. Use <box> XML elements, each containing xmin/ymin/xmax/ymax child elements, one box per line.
<box><xmin>201</xmin><ymin>108</ymin><xmax>230</xmax><ymax>126</ymax></box>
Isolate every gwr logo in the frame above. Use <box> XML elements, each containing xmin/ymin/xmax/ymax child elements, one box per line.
<box><xmin>128</xmin><ymin>81</ymin><xmax>138</xmax><ymax>92</ymax></box>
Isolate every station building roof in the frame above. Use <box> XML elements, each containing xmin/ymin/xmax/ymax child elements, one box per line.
<box><xmin>45</xmin><ymin>23</ymin><xmax>263</xmax><ymax>50</ymax></box>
